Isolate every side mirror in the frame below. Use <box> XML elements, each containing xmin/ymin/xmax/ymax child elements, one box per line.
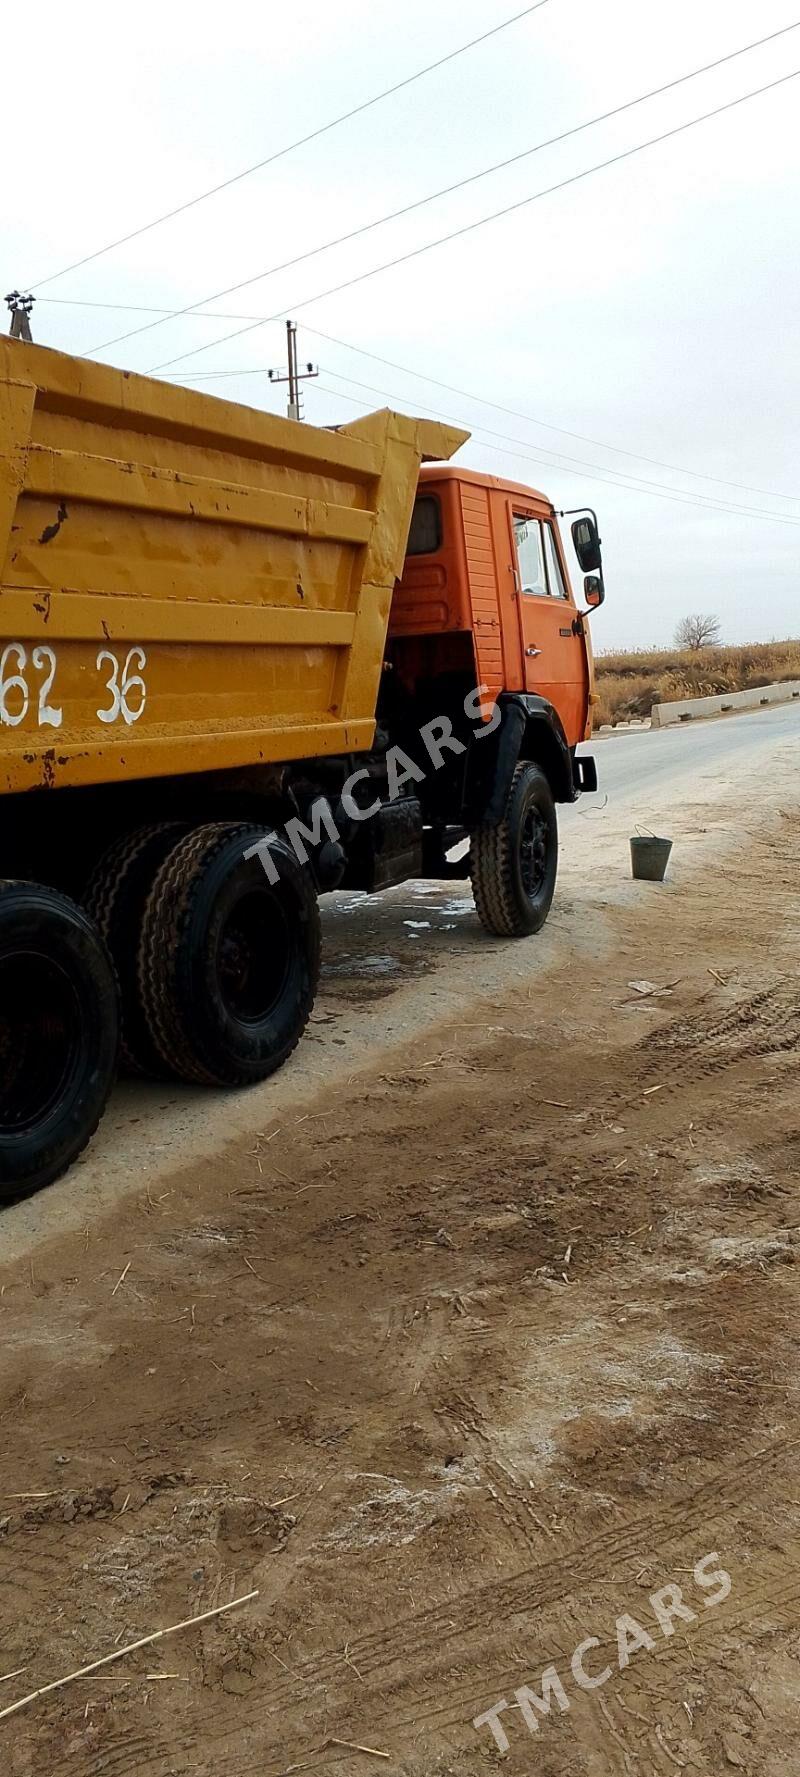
<box><xmin>572</xmin><ymin>515</ymin><xmax>602</xmax><ymax>573</ymax></box>
<box><xmin>584</xmin><ymin>574</ymin><xmax>604</xmax><ymax>609</ymax></box>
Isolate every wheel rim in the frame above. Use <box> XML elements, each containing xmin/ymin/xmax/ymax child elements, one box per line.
<box><xmin>216</xmin><ymin>890</ymin><xmax>292</xmax><ymax>1025</ymax></box>
<box><xmin>0</xmin><ymin>951</ymin><xmax>81</xmax><ymax>1133</ymax></box>
<box><xmin>519</xmin><ymin>804</ymin><xmax>548</xmax><ymax>899</ymax></box>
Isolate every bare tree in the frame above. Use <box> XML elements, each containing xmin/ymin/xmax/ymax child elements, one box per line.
<box><xmin>674</xmin><ymin>613</ymin><xmax>722</xmax><ymax>651</ymax></box>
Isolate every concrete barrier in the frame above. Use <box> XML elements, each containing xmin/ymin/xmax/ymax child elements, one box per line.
<box><xmin>651</xmin><ymin>679</ymin><xmax>800</xmax><ymax>728</ymax></box>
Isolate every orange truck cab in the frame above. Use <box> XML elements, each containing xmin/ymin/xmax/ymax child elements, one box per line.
<box><xmin>381</xmin><ymin>465</ymin><xmax>602</xmax><ymax>890</ymax></box>
<box><xmin>392</xmin><ymin>465</ymin><xmax>600</xmax><ymax>750</ymax></box>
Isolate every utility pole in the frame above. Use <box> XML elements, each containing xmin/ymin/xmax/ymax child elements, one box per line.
<box><xmin>268</xmin><ymin>320</ymin><xmax>318</xmax><ymax>420</ymax></box>
<box><xmin>5</xmin><ymin>291</ymin><xmax>35</xmax><ymax>341</ymax></box>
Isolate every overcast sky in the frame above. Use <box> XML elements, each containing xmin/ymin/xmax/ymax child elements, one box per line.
<box><xmin>5</xmin><ymin>0</ymin><xmax>799</xmax><ymax>649</ymax></box>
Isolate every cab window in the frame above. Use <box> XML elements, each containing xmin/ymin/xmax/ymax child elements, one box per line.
<box><xmin>407</xmin><ymin>494</ymin><xmax>442</xmax><ymax>555</ymax></box>
<box><xmin>543</xmin><ymin>523</ymin><xmax>568</xmax><ymax>599</ymax></box>
<box><xmin>513</xmin><ymin>514</ymin><xmax>547</xmax><ymax>596</ymax></box>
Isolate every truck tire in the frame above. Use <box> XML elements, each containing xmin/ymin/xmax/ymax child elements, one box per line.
<box><xmin>137</xmin><ymin>823</ymin><xmax>321</xmax><ymax>1086</ymax></box>
<box><xmin>0</xmin><ymin>883</ymin><xmax>119</xmax><ymax>1202</ymax></box>
<box><xmin>470</xmin><ymin>762</ymin><xmax>558</xmax><ymax>938</ymax></box>
<box><xmin>84</xmin><ymin>823</ymin><xmax>187</xmax><ymax>1077</ymax></box>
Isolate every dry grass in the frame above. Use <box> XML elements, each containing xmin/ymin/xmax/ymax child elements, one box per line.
<box><xmin>593</xmin><ymin>639</ymin><xmax>800</xmax><ymax>727</ymax></box>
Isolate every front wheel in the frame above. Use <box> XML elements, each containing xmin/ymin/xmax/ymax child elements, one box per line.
<box><xmin>470</xmin><ymin>762</ymin><xmax>558</xmax><ymax>937</ymax></box>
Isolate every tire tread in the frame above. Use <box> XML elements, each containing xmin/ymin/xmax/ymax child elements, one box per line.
<box><xmin>83</xmin><ymin>822</ymin><xmax>186</xmax><ymax>1074</ymax></box>
<box><xmin>138</xmin><ymin>824</ymin><xmax>232</xmax><ymax>1084</ymax></box>
<box><xmin>0</xmin><ymin>882</ymin><xmax>118</xmax><ymax>1201</ymax></box>
<box><xmin>137</xmin><ymin>823</ymin><xmax>320</xmax><ymax>1086</ymax></box>
<box><xmin>470</xmin><ymin>762</ymin><xmax>557</xmax><ymax>938</ymax></box>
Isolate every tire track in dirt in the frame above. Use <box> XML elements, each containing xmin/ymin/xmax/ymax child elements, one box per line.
<box><xmin>45</xmin><ymin>1435</ymin><xmax>794</xmax><ymax>1777</ymax></box>
<box><xmin>4</xmin><ymin>802</ymin><xmax>800</xmax><ymax>1777</ymax></box>
<box><xmin>210</xmin><ymin>1435</ymin><xmax>799</xmax><ymax>1699</ymax></box>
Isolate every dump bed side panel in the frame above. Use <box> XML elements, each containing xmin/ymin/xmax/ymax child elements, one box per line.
<box><xmin>0</xmin><ymin>340</ymin><xmax>465</xmax><ymax>794</ymax></box>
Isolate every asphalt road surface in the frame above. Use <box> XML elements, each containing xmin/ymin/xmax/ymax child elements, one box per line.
<box><xmin>575</xmin><ymin>699</ymin><xmax>800</xmax><ymax>809</ymax></box>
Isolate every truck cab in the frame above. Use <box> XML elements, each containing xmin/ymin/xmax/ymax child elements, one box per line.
<box><xmin>391</xmin><ymin>466</ymin><xmax>598</xmax><ymax>751</ymax></box>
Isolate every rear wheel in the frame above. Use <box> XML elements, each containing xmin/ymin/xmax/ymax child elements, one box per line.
<box><xmin>84</xmin><ymin>823</ymin><xmax>187</xmax><ymax>1076</ymax></box>
<box><xmin>0</xmin><ymin>883</ymin><xmax>119</xmax><ymax>1202</ymax></box>
<box><xmin>470</xmin><ymin>762</ymin><xmax>558</xmax><ymax>937</ymax></box>
<box><xmin>137</xmin><ymin>823</ymin><xmax>321</xmax><ymax>1086</ymax></box>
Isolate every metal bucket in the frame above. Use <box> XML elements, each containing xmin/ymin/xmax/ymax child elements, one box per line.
<box><xmin>630</xmin><ymin>835</ymin><xmax>672</xmax><ymax>882</ymax></box>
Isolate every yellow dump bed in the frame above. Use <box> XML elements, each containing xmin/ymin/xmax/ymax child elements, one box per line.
<box><xmin>0</xmin><ymin>338</ymin><xmax>465</xmax><ymax>795</ymax></box>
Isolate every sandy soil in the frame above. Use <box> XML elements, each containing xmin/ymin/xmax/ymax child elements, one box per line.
<box><xmin>1</xmin><ymin>747</ymin><xmax>800</xmax><ymax>1775</ymax></box>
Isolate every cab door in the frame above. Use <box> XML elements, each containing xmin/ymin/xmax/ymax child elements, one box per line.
<box><xmin>510</xmin><ymin>506</ymin><xmax>590</xmax><ymax>746</ymax></box>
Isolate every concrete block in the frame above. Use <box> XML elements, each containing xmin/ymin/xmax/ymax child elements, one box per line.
<box><xmin>650</xmin><ymin>680</ymin><xmax>800</xmax><ymax>728</ymax></box>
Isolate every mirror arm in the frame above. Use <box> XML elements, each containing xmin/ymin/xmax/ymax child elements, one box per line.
<box><xmin>558</xmin><ymin>505</ymin><xmax>602</xmax><ymax>544</ymax></box>
<box><xmin>579</xmin><ymin>572</ymin><xmax>605</xmax><ymax>617</ymax></box>
<box><xmin>558</xmin><ymin>506</ymin><xmax>603</xmax><ymax>560</ymax></box>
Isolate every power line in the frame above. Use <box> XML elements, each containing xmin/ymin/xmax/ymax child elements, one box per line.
<box><xmin>316</xmin><ymin>366</ymin><xmax>800</xmax><ymax>518</ymax></box>
<box><xmin>166</xmin><ymin>328</ymin><xmax>800</xmax><ymax>506</ymax></box>
<box><xmin>148</xmin><ymin>63</ymin><xmax>800</xmax><ymax>374</ymax></box>
<box><xmin>39</xmin><ymin>297</ymin><xmax>274</xmax><ymax>318</ymax></box>
<box><xmin>303</xmin><ymin>327</ymin><xmax>800</xmax><ymax>505</ymax></box>
<box><xmin>165</xmin><ymin>352</ymin><xmax>800</xmax><ymax>523</ymax></box>
<box><xmin>307</xmin><ymin>374</ymin><xmax>800</xmax><ymax>527</ymax></box>
<box><xmin>36</xmin><ymin>281</ymin><xmax>800</xmax><ymax>511</ymax></box>
<box><xmin>86</xmin><ymin>21</ymin><xmax>800</xmax><ymax>359</ymax></box>
<box><xmin>26</xmin><ymin>0</ymin><xmax>550</xmax><ymax>294</ymax></box>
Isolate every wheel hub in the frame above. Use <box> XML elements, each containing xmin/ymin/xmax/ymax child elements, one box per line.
<box><xmin>519</xmin><ymin>806</ymin><xmax>548</xmax><ymax>898</ymax></box>
<box><xmin>0</xmin><ymin>951</ymin><xmax>80</xmax><ymax>1133</ymax></box>
<box><xmin>217</xmin><ymin>891</ymin><xmax>290</xmax><ymax>1025</ymax></box>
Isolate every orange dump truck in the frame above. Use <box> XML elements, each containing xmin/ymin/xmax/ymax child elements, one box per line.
<box><xmin>0</xmin><ymin>337</ymin><xmax>603</xmax><ymax>1198</ymax></box>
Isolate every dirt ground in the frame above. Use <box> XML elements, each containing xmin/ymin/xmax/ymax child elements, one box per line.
<box><xmin>2</xmin><ymin>771</ymin><xmax>800</xmax><ymax>1774</ymax></box>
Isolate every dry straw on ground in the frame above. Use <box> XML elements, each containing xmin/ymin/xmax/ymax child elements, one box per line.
<box><xmin>594</xmin><ymin>638</ymin><xmax>800</xmax><ymax>727</ymax></box>
<box><xmin>0</xmin><ymin>1590</ymin><xmax>259</xmax><ymax>1725</ymax></box>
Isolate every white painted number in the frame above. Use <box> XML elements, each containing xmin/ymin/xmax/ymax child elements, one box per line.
<box><xmin>32</xmin><ymin>645</ymin><xmax>63</xmax><ymax>728</ymax></box>
<box><xmin>96</xmin><ymin>650</ymin><xmax>121</xmax><ymax>724</ymax></box>
<box><xmin>0</xmin><ymin>643</ymin><xmax>29</xmax><ymax>727</ymax></box>
<box><xmin>96</xmin><ymin>647</ymin><xmax>147</xmax><ymax>726</ymax></box>
<box><xmin>120</xmin><ymin>646</ymin><xmax>147</xmax><ymax>725</ymax></box>
<box><xmin>0</xmin><ymin>643</ymin><xmax>147</xmax><ymax>729</ymax></box>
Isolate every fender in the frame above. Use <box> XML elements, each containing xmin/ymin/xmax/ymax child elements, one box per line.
<box><xmin>478</xmin><ymin>694</ymin><xmax>578</xmax><ymax>826</ymax></box>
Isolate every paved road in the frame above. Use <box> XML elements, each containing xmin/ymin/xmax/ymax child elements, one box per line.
<box><xmin>575</xmin><ymin>700</ymin><xmax>800</xmax><ymax>810</ymax></box>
